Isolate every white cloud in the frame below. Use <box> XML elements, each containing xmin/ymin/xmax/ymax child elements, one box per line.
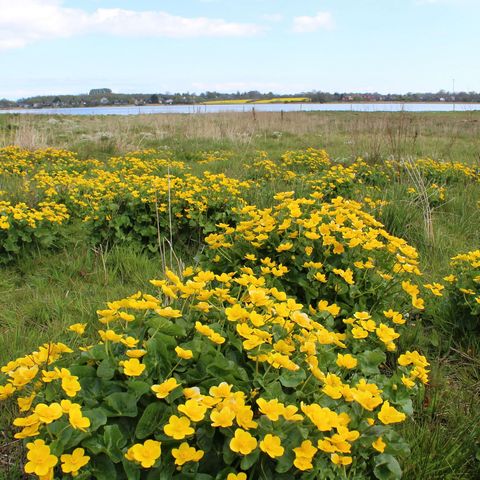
<box><xmin>0</xmin><ymin>0</ymin><xmax>264</xmax><ymax>51</ymax></box>
<box><xmin>292</xmin><ymin>12</ymin><xmax>334</xmax><ymax>33</ymax></box>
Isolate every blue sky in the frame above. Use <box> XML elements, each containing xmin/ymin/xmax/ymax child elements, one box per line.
<box><xmin>0</xmin><ymin>0</ymin><xmax>478</xmax><ymax>99</ymax></box>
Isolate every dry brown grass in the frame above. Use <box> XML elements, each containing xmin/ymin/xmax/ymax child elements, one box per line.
<box><xmin>1</xmin><ymin>111</ymin><xmax>480</xmax><ymax>163</ymax></box>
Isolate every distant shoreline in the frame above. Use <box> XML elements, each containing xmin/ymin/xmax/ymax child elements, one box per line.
<box><xmin>0</xmin><ymin>100</ymin><xmax>469</xmax><ymax>112</ymax></box>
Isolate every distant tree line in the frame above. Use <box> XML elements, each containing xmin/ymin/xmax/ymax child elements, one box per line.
<box><xmin>1</xmin><ymin>89</ymin><xmax>480</xmax><ymax>109</ymax></box>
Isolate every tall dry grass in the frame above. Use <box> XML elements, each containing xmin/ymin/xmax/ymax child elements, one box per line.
<box><xmin>1</xmin><ymin>111</ymin><xmax>480</xmax><ymax>163</ymax></box>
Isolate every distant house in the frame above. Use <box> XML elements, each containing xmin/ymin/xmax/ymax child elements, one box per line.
<box><xmin>89</xmin><ymin>88</ymin><xmax>112</xmax><ymax>96</ymax></box>
<box><xmin>165</xmin><ymin>99</ymin><xmax>174</xmax><ymax>105</ymax></box>
<box><xmin>100</xmin><ymin>97</ymin><xmax>109</xmax><ymax>105</ymax></box>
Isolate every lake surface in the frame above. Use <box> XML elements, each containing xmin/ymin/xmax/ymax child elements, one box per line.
<box><xmin>1</xmin><ymin>102</ymin><xmax>479</xmax><ymax>115</ymax></box>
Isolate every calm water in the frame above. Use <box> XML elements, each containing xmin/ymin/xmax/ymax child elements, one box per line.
<box><xmin>1</xmin><ymin>103</ymin><xmax>479</xmax><ymax>115</ymax></box>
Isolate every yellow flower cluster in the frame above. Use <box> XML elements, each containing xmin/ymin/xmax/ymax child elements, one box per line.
<box><xmin>448</xmin><ymin>249</ymin><xmax>480</xmax><ymax>318</ymax></box>
<box><xmin>0</xmin><ymin>201</ymin><xmax>69</xmax><ymax>230</ymax></box>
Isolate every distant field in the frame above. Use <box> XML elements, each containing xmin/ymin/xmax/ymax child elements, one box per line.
<box><xmin>202</xmin><ymin>97</ymin><xmax>311</xmax><ymax>105</ymax></box>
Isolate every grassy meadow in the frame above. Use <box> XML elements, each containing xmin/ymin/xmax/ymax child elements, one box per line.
<box><xmin>0</xmin><ymin>111</ymin><xmax>479</xmax><ymax>479</ymax></box>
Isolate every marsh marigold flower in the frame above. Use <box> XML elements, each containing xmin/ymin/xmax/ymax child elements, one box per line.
<box><xmin>178</xmin><ymin>399</ymin><xmax>208</xmax><ymax>422</ymax></box>
<box><xmin>175</xmin><ymin>346</ymin><xmax>193</xmax><ymax>360</ymax></box>
<box><xmin>68</xmin><ymin>323</ymin><xmax>86</xmax><ymax>335</ymax></box>
<box><xmin>372</xmin><ymin>437</ymin><xmax>386</xmax><ymax>453</ymax></box>
<box><xmin>152</xmin><ymin>377</ymin><xmax>180</xmax><ymax>399</ymax></box>
<box><xmin>125</xmin><ymin>440</ymin><xmax>161</xmax><ymax>468</ymax></box>
<box><xmin>227</xmin><ymin>474</ymin><xmax>247</xmax><ymax>480</ymax></box>
<box><xmin>171</xmin><ymin>442</ymin><xmax>204</xmax><ymax>466</ymax></box>
<box><xmin>121</xmin><ymin>358</ymin><xmax>146</xmax><ymax>377</ymax></box>
<box><xmin>378</xmin><ymin>401</ymin><xmax>406</xmax><ymax>424</ymax></box>
<box><xmin>230</xmin><ymin>428</ymin><xmax>257</xmax><ymax>455</ymax></box>
<box><xmin>259</xmin><ymin>434</ymin><xmax>284</xmax><ymax>458</ymax></box>
<box><xmin>163</xmin><ymin>415</ymin><xmax>194</xmax><ymax>439</ymax></box>
<box><xmin>25</xmin><ymin>439</ymin><xmax>58</xmax><ymax>477</ymax></box>
<box><xmin>61</xmin><ymin>448</ymin><xmax>90</xmax><ymax>476</ymax></box>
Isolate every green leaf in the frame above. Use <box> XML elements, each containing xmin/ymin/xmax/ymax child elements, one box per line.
<box><xmin>373</xmin><ymin>454</ymin><xmax>402</xmax><ymax>480</ymax></box>
<box><xmin>358</xmin><ymin>349</ymin><xmax>386</xmax><ymax>375</ymax></box>
<box><xmin>147</xmin><ymin>316</ymin><xmax>186</xmax><ymax>337</ymax></box>
<box><xmin>105</xmin><ymin>392</ymin><xmax>138</xmax><ymax>417</ymax></box>
<box><xmin>122</xmin><ymin>458</ymin><xmax>141</xmax><ymax>480</ymax></box>
<box><xmin>104</xmin><ymin>424</ymin><xmax>128</xmax><ymax>462</ymax></box>
<box><xmin>135</xmin><ymin>402</ymin><xmax>166</xmax><ymax>439</ymax></box>
<box><xmin>83</xmin><ymin>407</ymin><xmax>108</xmax><ymax>431</ymax></box>
<box><xmin>196</xmin><ymin>426</ymin><xmax>216</xmax><ymax>452</ymax></box>
<box><xmin>279</xmin><ymin>369</ymin><xmax>306</xmax><ymax>388</ymax></box>
<box><xmin>275</xmin><ymin>449</ymin><xmax>294</xmax><ymax>473</ymax></box>
<box><xmin>97</xmin><ymin>358</ymin><xmax>117</xmax><ymax>380</ymax></box>
<box><xmin>90</xmin><ymin>454</ymin><xmax>117</xmax><ymax>480</ymax></box>
<box><xmin>128</xmin><ymin>380</ymin><xmax>151</xmax><ymax>398</ymax></box>
<box><xmin>240</xmin><ymin>449</ymin><xmax>260</xmax><ymax>471</ymax></box>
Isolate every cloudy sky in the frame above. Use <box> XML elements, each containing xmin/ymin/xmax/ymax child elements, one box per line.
<box><xmin>0</xmin><ymin>0</ymin><xmax>478</xmax><ymax>99</ymax></box>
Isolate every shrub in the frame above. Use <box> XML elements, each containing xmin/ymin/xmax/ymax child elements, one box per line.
<box><xmin>445</xmin><ymin>249</ymin><xmax>480</xmax><ymax>331</ymax></box>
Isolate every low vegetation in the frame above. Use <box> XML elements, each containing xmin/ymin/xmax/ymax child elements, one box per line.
<box><xmin>0</xmin><ymin>112</ymin><xmax>479</xmax><ymax>479</ymax></box>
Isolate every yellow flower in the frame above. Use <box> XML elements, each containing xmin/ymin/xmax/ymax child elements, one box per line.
<box><xmin>353</xmin><ymin>311</ymin><xmax>371</xmax><ymax>321</ymax></box>
<box><xmin>401</xmin><ymin>375</ymin><xmax>415</xmax><ymax>389</ymax></box>
<box><xmin>175</xmin><ymin>346</ymin><xmax>193</xmax><ymax>360</ymax></box>
<box><xmin>121</xmin><ymin>358</ymin><xmax>146</xmax><ymax>377</ymax></box>
<box><xmin>282</xmin><ymin>404</ymin><xmax>303</xmax><ymax>422</ymax></box>
<box><xmin>210</xmin><ymin>406</ymin><xmax>235</xmax><ymax>427</ymax></box>
<box><xmin>25</xmin><ymin>439</ymin><xmax>58</xmax><ymax>477</ymax></box>
<box><xmin>61</xmin><ymin>375</ymin><xmax>81</xmax><ymax>397</ymax></box>
<box><xmin>121</xmin><ymin>336</ymin><xmax>139</xmax><ymax>348</ymax></box>
<box><xmin>411</xmin><ymin>296</ymin><xmax>425</xmax><ymax>310</ymax></box>
<box><xmin>314</xmin><ymin>272</ymin><xmax>327</xmax><ymax>283</ymax></box>
<box><xmin>331</xmin><ymin>453</ymin><xmax>352</xmax><ymax>466</ymax></box>
<box><xmin>98</xmin><ymin>329</ymin><xmax>123</xmax><ymax>343</ymax></box>
<box><xmin>0</xmin><ymin>383</ymin><xmax>16</xmax><ymax>400</ymax></box>
<box><xmin>34</xmin><ymin>403</ymin><xmax>63</xmax><ymax>424</ymax></box>
<box><xmin>125</xmin><ymin>440</ymin><xmax>161</xmax><ymax>468</ymax></box>
<box><xmin>293</xmin><ymin>440</ymin><xmax>317</xmax><ymax>471</ymax></box>
<box><xmin>229</xmin><ymin>428</ymin><xmax>258</xmax><ymax>455</ymax></box>
<box><xmin>178</xmin><ymin>399</ymin><xmax>208</xmax><ymax>422</ymax></box>
<box><xmin>61</xmin><ymin>448</ymin><xmax>90</xmax><ymax>476</ymax></box>
<box><xmin>256</xmin><ymin>398</ymin><xmax>285</xmax><ymax>421</ymax></box>
<box><xmin>227</xmin><ymin>474</ymin><xmax>247</xmax><ymax>480</ymax></box>
<box><xmin>68</xmin><ymin>323</ymin><xmax>86</xmax><ymax>335</ymax></box>
<box><xmin>276</xmin><ymin>242</ymin><xmax>293</xmax><ymax>252</ymax></box>
<box><xmin>152</xmin><ymin>378</ymin><xmax>180</xmax><ymax>399</ymax></box>
<box><xmin>171</xmin><ymin>442</ymin><xmax>204</xmax><ymax>466</ymax></box>
<box><xmin>209</xmin><ymin>382</ymin><xmax>232</xmax><ymax>398</ymax></box>
<box><xmin>126</xmin><ymin>349</ymin><xmax>147</xmax><ymax>358</ymax></box>
<box><xmin>259</xmin><ymin>434</ymin><xmax>284</xmax><ymax>458</ymax></box>
<box><xmin>155</xmin><ymin>306</ymin><xmax>182</xmax><ymax>318</ymax></box>
<box><xmin>351</xmin><ymin>327</ymin><xmax>368</xmax><ymax>339</ymax></box>
<box><xmin>225</xmin><ymin>304</ymin><xmax>250</xmax><ymax>322</ymax></box>
<box><xmin>372</xmin><ymin>437</ymin><xmax>386</xmax><ymax>453</ymax></box>
<box><xmin>375</xmin><ymin>324</ymin><xmax>400</xmax><ymax>344</ymax></box>
<box><xmin>68</xmin><ymin>405</ymin><xmax>90</xmax><ymax>431</ymax></box>
<box><xmin>336</xmin><ymin>353</ymin><xmax>358</xmax><ymax>369</ymax></box>
<box><xmin>164</xmin><ymin>415</ymin><xmax>194</xmax><ymax>439</ymax></box>
<box><xmin>351</xmin><ymin>390</ymin><xmax>382</xmax><ymax>411</ymax></box>
<box><xmin>17</xmin><ymin>393</ymin><xmax>36</xmax><ymax>412</ymax></box>
<box><xmin>333</xmin><ymin>268</ymin><xmax>354</xmax><ymax>285</ymax></box>
<box><xmin>378</xmin><ymin>401</ymin><xmax>406</xmax><ymax>424</ymax></box>
<box><xmin>209</xmin><ymin>332</ymin><xmax>226</xmax><ymax>345</ymax></box>
<box><xmin>235</xmin><ymin>406</ymin><xmax>258</xmax><ymax>430</ymax></box>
